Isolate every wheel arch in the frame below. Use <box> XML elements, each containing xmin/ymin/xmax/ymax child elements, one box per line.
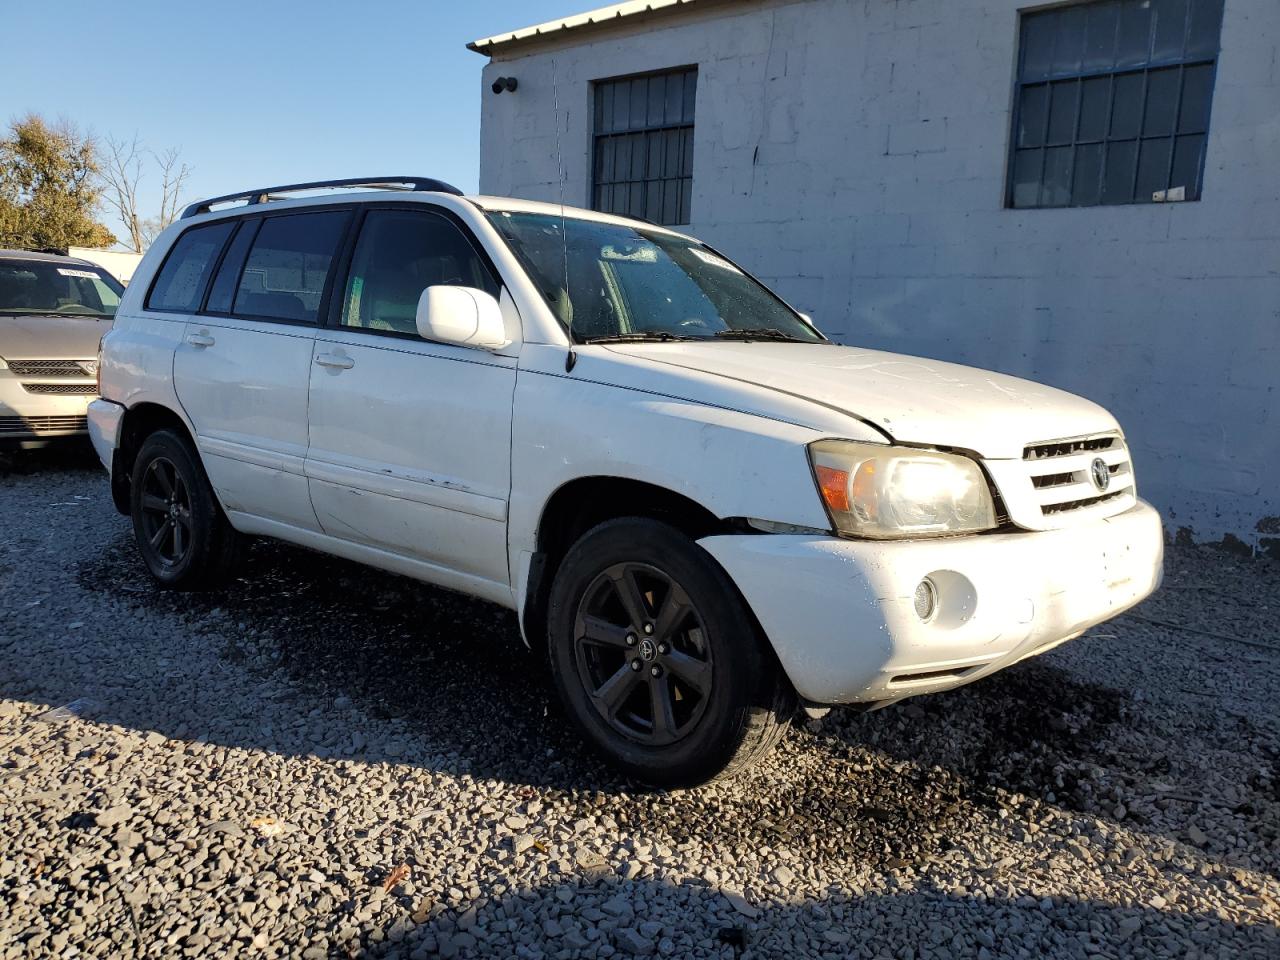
<box><xmin>110</xmin><ymin>402</ymin><xmax>198</xmax><ymax>515</ymax></box>
<box><xmin>520</xmin><ymin>475</ymin><xmax>735</xmax><ymax>653</ymax></box>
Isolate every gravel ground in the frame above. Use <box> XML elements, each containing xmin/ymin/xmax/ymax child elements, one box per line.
<box><xmin>1</xmin><ymin>443</ymin><xmax>1277</xmax><ymax>960</ymax></box>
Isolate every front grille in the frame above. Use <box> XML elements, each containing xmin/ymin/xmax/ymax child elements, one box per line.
<box><xmin>1030</xmin><ymin>470</ymin><xmax>1075</xmax><ymax>489</ymax></box>
<box><xmin>1024</xmin><ymin>435</ymin><xmax>1117</xmax><ymax>460</ymax></box>
<box><xmin>1042</xmin><ymin>490</ymin><xmax>1128</xmax><ymax>515</ymax></box>
<box><xmin>21</xmin><ymin>383</ymin><xmax>97</xmax><ymax>395</ymax></box>
<box><xmin>1022</xmin><ymin>433</ymin><xmax>1134</xmax><ymax>517</ymax></box>
<box><xmin>7</xmin><ymin>359</ymin><xmax>92</xmax><ymax>377</ymax></box>
<box><xmin>0</xmin><ymin>415</ymin><xmax>88</xmax><ymax>436</ymax></box>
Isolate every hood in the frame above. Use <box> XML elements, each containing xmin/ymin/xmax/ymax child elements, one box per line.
<box><xmin>0</xmin><ymin>313</ymin><xmax>112</xmax><ymax>361</ymax></box>
<box><xmin>604</xmin><ymin>341</ymin><xmax>1119</xmax><ymax>460</ymax></box>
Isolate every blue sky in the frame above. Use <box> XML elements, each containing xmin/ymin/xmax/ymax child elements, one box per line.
<box><xmin>10</xmin><ymin>0</ymin><xmax>580</xmax><ymax>246</ymax></box>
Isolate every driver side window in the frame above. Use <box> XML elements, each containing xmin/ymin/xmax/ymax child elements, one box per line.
<box><xmin>340</xmin><ymin>209</ymin><xmax>497</xmax><ymax>335</ymax></box>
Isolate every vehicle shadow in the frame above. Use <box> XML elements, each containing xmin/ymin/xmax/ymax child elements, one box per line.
<box><xmin>65</xmin><ymin>528</ymin><xmax>1278</xmax><ymax>872</ymax></box>
<box><xmin>0</xmin><ymin>438</ymin><xmax>99</xmax><ymax>476</ymax></box>
<box><xmin>69</xmin><ymin>531</ymin><xmax>980</xmax><ymax>870</ymax></box>
<box><xmin>75</xmin><ymin>530</ymin><xmax>619</xmax><ymax>786</ymax></box>
<box><xmin>343</xmin><ymin>874</ymin><xmax>1279</xmax><ymax>959</ymax></box>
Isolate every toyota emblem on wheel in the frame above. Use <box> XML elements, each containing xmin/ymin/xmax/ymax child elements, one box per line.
<box><xmin>1091</xmin><ymin>457</ymin><xmax>1111</xmax><ymax>491</ymax></box>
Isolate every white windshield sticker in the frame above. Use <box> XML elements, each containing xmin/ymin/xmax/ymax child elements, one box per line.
<box><xmin>57</xmin><ymin>268</ymin><xmax>99</xmax><ymax>279</ymax></box>
<box><xmin>689</xmin><ymin>248</ymin><xmax>740</xmax><ymax>273</ymax></box>
<box><xmin>600</xmin><ymin>243</ymin><xmax>657</xmax><ymax>263</ymax></box>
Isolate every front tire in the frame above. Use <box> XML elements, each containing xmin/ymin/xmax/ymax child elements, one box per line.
<box><xmin>130</xmin><ymin>429</ymin><xmax>241</xmax><ymax>590</ymax></box>
<box><xmin>547</xmin><ymin>518</ymin><xmax>792</xmax><ymax>786</ymax></box>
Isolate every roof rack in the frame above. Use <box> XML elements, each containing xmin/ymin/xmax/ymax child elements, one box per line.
<box><xmin>180</xmin><ymin>176</ymin><xmax>465</xmax><ymax>219</ymax></box>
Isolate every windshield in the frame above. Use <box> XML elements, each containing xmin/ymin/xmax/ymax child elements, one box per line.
<box><xmin>0</xmin><ymin>259</ymin><xmax>124</xmax><ymax>319</ymax></box>
<box><xmin>486</xmin><ymin>211</ymin><xmax>824</xmax><ymax>343</ymax></box>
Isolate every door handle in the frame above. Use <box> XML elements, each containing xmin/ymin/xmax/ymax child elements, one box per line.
<box><xmin>186</xmin><ymin>332</ymin><xmax>215</xmax><ymax>348</ymax></box>
<box><xmin>314</xmin><ymin>353</ymin><xmax>355</xmax><ymax>370</ymax></box>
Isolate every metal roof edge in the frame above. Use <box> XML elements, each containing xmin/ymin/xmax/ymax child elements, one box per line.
<box><xmin>467</xmin><ymin>0</ymin><xmax>702</xmax><ymax>56</ymax></box>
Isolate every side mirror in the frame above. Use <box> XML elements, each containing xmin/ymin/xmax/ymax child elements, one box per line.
<box><xmin>798</xmin><ymin>312</ymin><xmax>813</xmax><ymax>326</ymax></box>
<box><xmin>415</xmin><ymin>286</ymin><xmax>508</xmax><ymax>350</ymax></box>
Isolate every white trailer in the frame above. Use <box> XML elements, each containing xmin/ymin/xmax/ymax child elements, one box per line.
<box><xmin>66</xmin><ymin>247</ymin><xmax>144</xmax><ymax>285</ymax></box>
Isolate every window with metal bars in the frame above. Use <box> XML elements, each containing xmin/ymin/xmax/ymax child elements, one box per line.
<box><xmin>592</xmin><ymin>67</ymin><xmax>696</xmax><ymax>226</ymax></box>
<box><xmin>1008</xmin><ymin>0</ymin><xmax>1224</xmax><ymax>208</ymax></box>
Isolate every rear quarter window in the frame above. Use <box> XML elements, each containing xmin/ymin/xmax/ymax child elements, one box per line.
<box><xmin>146</xmin><ymin>220</ymin><xmax>236</xmax><ymax>313</ymax></box>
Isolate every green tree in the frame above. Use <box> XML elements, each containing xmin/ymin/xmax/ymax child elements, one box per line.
<box><xmin>0</xmin><ymin>114</ymin><xmax>116</xmax><ymax>250</ymax></box>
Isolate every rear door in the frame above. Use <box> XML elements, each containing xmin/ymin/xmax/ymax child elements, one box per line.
<box><xmin>171</xmin><ymin>207</ymin><xmax>351</xmax><ymax>531</ymax></box>
<box><xmin>305</xmin><ymin>205</ymin><xmax>517</xmax><ymax>594</ymax></box>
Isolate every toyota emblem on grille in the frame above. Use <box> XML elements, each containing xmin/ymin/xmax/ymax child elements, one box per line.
<box><xmin>1091</xmin><ymin>457</ymin><xmax>1111</xmax><ymax>492</ymax></box>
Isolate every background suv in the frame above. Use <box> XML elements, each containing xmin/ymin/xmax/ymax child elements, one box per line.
<box><xmin>0</xmin><ymin>250</ymin><xmax>121</xmax><ymax>445</ymax></box>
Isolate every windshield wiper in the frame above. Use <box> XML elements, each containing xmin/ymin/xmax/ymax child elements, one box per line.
<box><xmin>713</xmin><ymin>328</ymin><xmax>809</xmax><ymax>342</ymax></box>
<box><xmin>0</xmin><ymin>310</ymin><xmax>110</xmax><ymax>319</ymax></box>
<box><xmin>582</xmin><ymin>331</ymin><xmax>695</xmax><ymax>344</ymax></box>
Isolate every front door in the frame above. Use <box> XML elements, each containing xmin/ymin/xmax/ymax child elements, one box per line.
<box><xmin>305</xmin><ymin>207</ymin><xmax>517</xmax><ymax>594</ymax></box>
<box><xmin>173</xmin><ymin>208</ymin><xmax>351</xmax><ymax>531</ymax></box>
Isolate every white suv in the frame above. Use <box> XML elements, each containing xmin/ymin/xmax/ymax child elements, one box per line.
<box><xmin>89</xmin><ymin>177</ymin><xmax>1163</xmax><ymax>785</ymax></box>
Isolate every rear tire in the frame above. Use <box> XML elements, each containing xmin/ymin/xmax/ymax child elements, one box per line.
<box><xmin>547</xmin><ymin>518</ymin><xmax>792</xmax><ymax>786</ymax></box>
<box><xmin>130</xmin><ymin>429</ymin><xmax>241</xmax><ymax>590</ymax></box>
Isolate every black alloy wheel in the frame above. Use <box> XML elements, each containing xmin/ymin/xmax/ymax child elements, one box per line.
<box><xmin>137</xmin><ymin>456</ymin><xmax>193</xmax><ymax>568</ymax></box>
<box><xmin>573</xmin><ymin>561</ymin><xmax>714</xmax><ymax>746</ymax></box>
<box><xmin>547</xmin><ymin>517</ymin><xmax>793</xmax><ymax>786</ymax></box>
<box><xmin>130</xmin><ymin>429</ymin><xmax>242</xmax><ymax>590</ymax></box>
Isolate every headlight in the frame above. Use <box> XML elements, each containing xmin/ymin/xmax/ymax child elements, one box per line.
<box><xmin>0</xmin><ymin>356</ymin><xmax>7</xmax><ymax>370</ymax></box>
<box><xmin>808</xmin><ymin>440</ymin><xmax>997</xmax><ymax>539</ymax></box>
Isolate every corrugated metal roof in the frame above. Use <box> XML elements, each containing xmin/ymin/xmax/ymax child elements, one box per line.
<box><xmin>468</xmin><ymin>0</ymin><xmax>701</xmax><ymax>55</ymax></box>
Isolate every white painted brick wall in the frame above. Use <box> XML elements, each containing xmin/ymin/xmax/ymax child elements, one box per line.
<box><xmin>478</xmin><ymin>0</ymin><xmax>1280</xmax><ymax>549</ymax></box>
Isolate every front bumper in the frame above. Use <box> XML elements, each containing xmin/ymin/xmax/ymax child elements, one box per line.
<box><xmin>0</xmin><ymin>375</ymin><xmax>95</xmax><ymax>440</ymax></box>
<box><xmin>700</xmin><ymin>500</ymin><xmax>1163</xmax><ymax>704</ymax></box>
<box><xmin>87</xmin><ymin>398</ymin><xmax>126</xmax><ymax>474</ymax></box>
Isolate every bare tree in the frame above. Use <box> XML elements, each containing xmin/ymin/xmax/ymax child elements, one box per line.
<box><xmin>98</xmin><ymin>135</ymin><xmax>192</xmax><ymax>252</ymax></box>
<box><xmin>99</xmin><ymin>134</ymin><xmax>144</xmax><ymax>252</ymax></box>
<box><xmin>140</xmin><ymin>147</ymin><xmax>192</xmax><ymax>249</ymax></box>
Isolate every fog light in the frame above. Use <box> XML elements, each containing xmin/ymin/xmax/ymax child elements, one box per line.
<box><xmin>914</xmin><ymin>578</ymin><xmax>938</xmax><ymax>621</ymax></box>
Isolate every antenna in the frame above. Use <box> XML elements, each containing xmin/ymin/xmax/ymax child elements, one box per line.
<box><xmin>550</xmin><ymin>57</ymin><xmax>576</xmax><ymax>371</ymax></box>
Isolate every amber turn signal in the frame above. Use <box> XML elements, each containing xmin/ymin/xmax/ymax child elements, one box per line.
<box><xmin>814</xmin><ymin>464</ymin><xmax>850</xmax><ymax>512</ymax></box>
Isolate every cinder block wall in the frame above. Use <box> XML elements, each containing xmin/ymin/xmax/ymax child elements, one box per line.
<box><xmin>478</xmin><ymin>0</ymin><xmax>1280</xmax><ymax>551</ymax></box>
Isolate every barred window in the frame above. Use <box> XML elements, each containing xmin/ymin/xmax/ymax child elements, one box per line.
<box><xmin>592</xmin><ymin>67</ymin><xmax>696</xmax><ymax>226</ymax></box>
<box><xmin>1009</xmin><ymin>0</ymin><xmax>1225</xmax><ymax>208</ymax></box>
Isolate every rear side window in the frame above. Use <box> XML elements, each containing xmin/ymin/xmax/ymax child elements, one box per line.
<box><xmin>146</xmin><ymin>220</ymin><xmax>235</xmax><ymax>312</ymax></box>
<box><xmin>232</xmin><ymin>211</ymin><xmax>348</xmax><ymax>323</ymax></box>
